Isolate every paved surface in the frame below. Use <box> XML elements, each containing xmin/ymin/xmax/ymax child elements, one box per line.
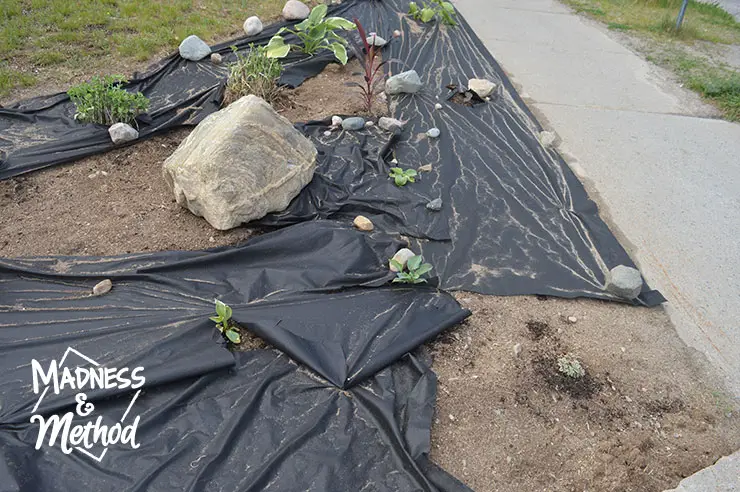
<box><xmin>665</xmin><ymin>449</ymin><xmax>739</xmax><ymax>491</ymax></box>
<box><xmin>713</xmin><ymin>0</ymin><xmax>740</xmax><ymax>21</ymax></box>
<box><xmin>453</xmin><ymin>0</ymin><xmax>740</xmax><ymax>398</ymax></box>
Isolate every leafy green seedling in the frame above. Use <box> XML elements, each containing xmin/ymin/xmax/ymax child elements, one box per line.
<box><xmin>557</xmin><ymin>354</ymin><xmax>585</xmax><ymax>379</ymax></box>
<box><xmin>210</xmin><ymin>299</ymin><xmax>242</xmax><ymax>344</ymax></box>
<box><xmin>266</xmin><ymin>4</ymin><xmax>356</xmax><ymax>64</ymax></box>
<box><xmin>389</xmin><ymin>167</ymin><xmax>417</xmax><ymax>186</ymax></box>
<box><xmin>67</xmin><ymin>75</ymin><xmax>149</xmax><ymax>126</ymax></box>
<box><xmin>391</xmin><ymin>254</ymin><xmax>434</xmax><ymax>284</ymax></box>
<box><xmin>408</xmin><ymin>0</ymin><xmax>457</xmax><ymax>26</ymax></box>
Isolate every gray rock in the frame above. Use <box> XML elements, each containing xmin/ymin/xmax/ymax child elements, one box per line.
<box><xmin>331</xmin><ymin>115</ymin><xmax>343</xmax><ymax>126</ymax></box>
<box><xmin>108</xmin><ymin>123</ymin><xmax>138</xmax><ymax>144</ymax></box>
<box><xmin>163</xmin><ymin>95</ymin><xmax>317</xmax><ymax>230</ymax></box>
<box><xmin>390</xmin><ymin>248</ymin><xmax>416</xmax><ymax>272</ymax></box>
<box><xmin>426</xmin><ymin>198</ymin><xmax>443</xmax><ymax>211</ymax></box>
<box><xmin>435</xmin><ymin>102</ymin><xmax>443</xmax><ymax>110</ymax></box>
<box><xmin>393</xmin><ymin>29</ymin><xmax>402</xmax><ymax>38</ymax></box>
<box><xmin>378</xmin><ymin>116</ymin><xmax>405</xmax><ymax>132</ymax></box>
<box><xmin>210</xmin><ymin>53</ymin><xmax>223</xmax><ymax>64</ymax></box>
<box><xmin>385</xmin><ymin>70</ymin><xmax>423</xmax><ymax>95</ymax></box>
<box><xmin>606</xmin><ymin>265</ymin><xmax>643</xmax><ymax>299</ymax></box>
<box><xmin>323</xmin><ymin>130</ymin><xmax>332</xmax><ymax>137</ymax></box>
<box><xmin>93</xmin><ymin>279</ymin><xmax>112</xmax><ymax>296</ymax></box>
<box><xmin>539</xmin><ymin>130</ymin><xmax>556</xmax><ymax>148</ymax></box>
<box><xmin>282</xmin><ymin>0</ymin><xmax>310</xmax><ymax>20</ymax></box>
<box><xmin>243</xmin><ymin>16</ymin><xmax>263</xmax><ymax>36</ymax></box>
<box><xmin>342</xmin><ymin>117</ymin><xmax>365</xmax><ymax>131</ymax></box>
<box><xmin>365</xmin><ymin>120</ymin><xmax>374</xmax><ymax>128</ymax></box>
<box><xmin>366</xmin><ymin>33</ymin><xmax>387</xmax><ymax>47</ymax></box>
<box><xmin>426</xmin><ymin>127</ymin><xmax>441</xmax><ymax>138</ymax></box>
<box><xmin>179</xmin><ymin>35</ymin><xmax>212</xmax><ymax>61</ymax></box>
<box><xmin>468</xmin><ymin>78</ymin><xmax>497</xmax><ymax>98</ymax></box>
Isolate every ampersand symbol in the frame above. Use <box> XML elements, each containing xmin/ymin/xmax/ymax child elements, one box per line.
<box><xmin>75</xmin><ymin>393</ymin><xmax>95</xmax><ymax>417</ymax></box>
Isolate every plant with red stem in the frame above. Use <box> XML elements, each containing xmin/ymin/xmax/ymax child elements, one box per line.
<box><xmin>347</xmin><ymin>18</ymin><xmax>396</xmax><ymax>114</ymax></box>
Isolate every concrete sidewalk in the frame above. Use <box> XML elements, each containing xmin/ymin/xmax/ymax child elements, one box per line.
<box><xmin>453</xmin><ymin>0</ymin><xmax>740</xmax><ymax>397</ymax></box>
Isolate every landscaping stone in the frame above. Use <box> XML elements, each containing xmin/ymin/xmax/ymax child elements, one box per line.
<box><xmin>163</xmin><ymin>95</ymin><xmax>317</xmax><ymax>230</ymax></box>
<box><xmin>210</xmin><ymin>53</ymin><xmax>222</xmax><ymax>64</ymax></box>
<box><xmin>390</xmin><ymin>248</ymin><xmax>416</xmax><ymax>272</ymax></box>
<box><xmin>93</xmin><ymin>279</ymin><xmax>112</xmax><ymax>296</ymax></box>
<box><xmin>243</xmin><ymin>16</ymin><xmax>263</xmax><ymax>36</ymax></box>
<box><xmin>282</xmin><ymin>0</ymin><xmax>310</xmax><ymax>20</ymax></box>
<box><xmin>385</xmin><ymin>70</ymin><xmax>423</xmax><ymax>95</ymax></box>
<box><xmin>366</xmin><ymin>33</ymin><xmax>387</xmax><ymax>47</ymax></box>
<box><xmin>427</xmin><ymin>127</ymin><xmax>441</xmax><ymax>138</ymax></box>
<box><xmin>539</xmin><ymin>130</ymin><xmax>556</xmax><ymax>148</ymax></box>
<box><xmin>331</xmin><ymin>115</ymin><xmax>343</xmax><ymax>126</ymax></box>
<box><xmin>378</xmin><ymin>116</ymin><xmax>404</xmax><ymax>132</ymax></box>
<box><xmin>365</xmin><ymin>121</ymin><xmax>374</xmax><ymax>128</ymax></box>
<box><xmin>418</xmin><ymin>164</ymin><xmax>433</xmax><ymax>172</ymax></box>
<box><xmin>179</xmin><ymin>35</ymin><xmax>211</xmax><ymax>61</ymax></box>
<box><xmin>108</xmin><ymin>123</ymin><xmax>138</xmax><ymax>144</ymax></box>
<box><xmin>342</xmin><ymin>117</ymin><xmax>365</xmax><ymax>131</ymax></box>
<box><xmin>426</xmin><ymin>198</ymin><xmax>443</xmax><ymax>211</ymax></box>
<box><xmin>323</xmin><ymin>130</ymin><xmax>332</xmax><ymax>136</ymax></box>
<box><xmin>393</xmin><ymin>29</ymin><xmax>402</xmax><ymax>38</ymax></box>
<box><xmin>468</xmin><ymin>78</ymin><xmax>497</xmax><ymax>98</ymax></box>
<box><xmin>606</xmin><ymin>265</ymin><xmax>643</xmax><ymax>299</ymax></box>
<box><xmin>435</xmin><ymin>102</ymin><xmax>443</xmax><ymax>110</ymax></box>
<box><xmin>353</xmin><ymin>215</ymin><xmax>374</xmax><ymax>231</ymax></box>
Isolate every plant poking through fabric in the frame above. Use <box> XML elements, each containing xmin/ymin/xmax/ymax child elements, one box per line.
<box><xmin>67</xmin><ymin>75</ymin><xmax>149</xmax><ymax>126</ymax></box>
<box><xmin>210</xmin><ymin>300</ymin><xmax>242</xmax><ymax>344</ymax></box>
<box><xmin>557</xmin><ymin>354</ymin><xmax>585</xmax><ymax>379</ymax></box>
<box><xmin>391</xmin><ymin>255</ymin><xmax>433</xmax><ymax>284</ymax></box>
<box><xmin>265</xmin><ymin>4</ymin><xmax>356</xmax><ymax>65</ymax></box>
<box><xmin>408</xmin><ymin>0</ymin><xmax>457</xmax><ymax>26</ymax></box>
<box><xmin>347</xmin><ymin>19</ymin><xmax>396</xmax><ymax>113</ymax></box>
<box><xmin>226</xmin><ymin>45</ymin><xmax>283</xmax><ymax>105</ymax></box>
<box><xmin>389</xmin><ymin>167</ymin><xmax>417</xmax><ymax>186</ymax></box>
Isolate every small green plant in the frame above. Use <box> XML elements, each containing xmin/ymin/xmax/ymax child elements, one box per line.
<box><xmin>67</xmin><ymin>75</ymin><xmax>149</xmax><ymax>126</ymax></box>
<box><xmin>391</xmin><ymin>254</ymin><xmax>434</xmax><ymax>284</ymax></box>
<box><xmin>389</xmin><ymin>167</ymin><xmax>418</xmax><ymax>186</ymax></box>
<box><xmin>210</xmin><ymin>299</ymin><xmax>242</xmax><ymax>344</ymax></box>
<box><xmin>557</xmin><ymin>354</ymin><xmax>585</xmax><ymax>379</ymax></box>
<box><xmin>347</xmin><ymin>18</ymin><xmax>398</xmax><ymax>114</ymax></box>
<box><xmin>266</xmin><ymin>4</ymin><xmax>356</xmax><ymax>65</ymax></box>
<box><xmin>226</xmin><ymin>44</ymin><xmax>284</xmax><ymax>105</ymax></box>
<box><xmin>408</xmin><ymin>0</ymin><xmax>457</xmax><ymax>26</ymax></box>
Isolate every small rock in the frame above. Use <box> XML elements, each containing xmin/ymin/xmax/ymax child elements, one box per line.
<box><xmin>393</xmin><ymin>29</ymin><xmax>402</xmax><ymax>38</ymax></box>
<box><xmin>567</xmin><ymin>316</ymin><xmax>578</xmax><ymax>324</ymax></box>
<box><xmin>323</xmin><ymin>130</ymin><xmax>332</xmax><ymax>137</ymax></box>
<box><xmin>377</xmin><ymin>91</ymin><xmax>387</xmax><ymax>103</ymax></box>
<box><xmin>448</xmin><ymin>414</ymin><xmax>456</xmax><ymax>421</ymax></box>
<box><xmin>331</xmin><ymin>115</ymin><xmax>343</xmax><ymax>126</ymax></box>
<box><xmin>108</xmin><ymin>123</ymin><xmax>139</xmax><ymax>144</ymax></box>
<box><xmin>385</xmin><ymin>70</ymin><xmax>423</xmax><ymax>95</ymax></box>
<box><xmin>468</xmin><ymin>78</ymin><xmax>497</xmax><ymax>98</ymax></box>
<box><xmin>210</xmin><ymin>53</ymin><xmax>222</xmax><ymax>64</ymax></box>
<box><xmin>426</xmin><ymin>127</ymin><xmax>441</xmax><ymax>139</ymax></box>
<box><xmin>539</xmin><ymin>130</ymin><xmax>556</xmax><ymax>148</ymax></box>
<box><xmin>93</xmin><ymin>279</ymin><xmax>112</xmax><ymax>296</ymax></box>
<box><xmin>282</xmin><ymin>0</ymin><xmax>310</xmax><ymax>20</ymax></box>
<box><xmin>390</xmin><ymin>248</ymin><xmax>415</xmax><ymax>272</ymax></box>
<box><xmin>606</xmin><ymin>265</ymin><xmax>643</xmax><ymax>299</ymax></box>
<box><xmin>435</xmin><ymin>102</ymin><xmax>443</xmax><ymax>110</ymax></box>
<box><xmin>426</xmin><ymin>198</ymin><xmax>443</xmax><ymax>211</ymax></box>
<box><xmin>365</xmin><ymin>120</ymin><xmax>374</xmax><ymax>128</ymax></box>
<box><xmin>179</xmin><ymin>35</ymin><xmax>211</xmax><ymax>61</ymax></box>
<box><xmin>353</xmin><ymin>215</ymin><xmax>374</xmax><ymax>231</ymax></box>
<box><xmin>209</xmin><ymin>236</ymin><xmax>215</xmax><ymax>243</ymax></box>
<box><xmin>342</xmin><ymin>117</ymin><xmax>365</xmax><ymax>131</ymax></box>
<box><xmin>513</xmin><ymin>343</ymin><xmax>522</xmax><ymax>357</ymax></box>
<box><xmin>378</xmin><ymin>116</ymin><xmax>405</xmax><ymax>132</ymax></box>
<box><xmin>366</xmin><ymin>33</ymin><xmax>388</xmax><ymax>47</ymax></box>
<box><xmin>418</xmin><ymin>164</ymin><xmax>432</xmax><ymax>172</ymax></box>
<box><xmin>243</xmin><ymin>16</ymin><xmax>263</xmax><ymax>36</ymax></box>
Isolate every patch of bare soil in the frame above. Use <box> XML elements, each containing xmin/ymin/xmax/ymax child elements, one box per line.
<box><xmin>0</xmin><ymin>61</ymin><xmax>373</xmax><ymax>258</ymax></box>
<box><xmin>428</xmin><ymin>294</ymin><xmax>739</xmax><ymax>491</ymax></box>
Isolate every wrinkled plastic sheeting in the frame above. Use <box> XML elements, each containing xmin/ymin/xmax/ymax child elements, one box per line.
<box><xmin>0</xmin><ymin>221</ymin><xmax>471</xmax><ymax>491</ymax></box>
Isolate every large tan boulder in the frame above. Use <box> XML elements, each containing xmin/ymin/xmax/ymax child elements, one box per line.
<box><xmin>163</xmin><ymin>95</ymin><xmax>317</xmax><ymax>230</ymax></box>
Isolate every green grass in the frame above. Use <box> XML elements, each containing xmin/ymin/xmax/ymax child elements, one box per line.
<box><xmin>0</xmin><ymin>0</ymin><xmax>292</xmax><ymax>99</ymax></box>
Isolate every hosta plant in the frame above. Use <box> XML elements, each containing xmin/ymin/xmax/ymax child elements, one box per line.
<box><xmin>408</xmin><ymin>0</ymin><xmax>457</xmax><ymax>26</ymax></box>
<box><xmin>389</xmin><ymin>167</ymin><xmax>417</xmax><ymax>186</ymax></box>
<box><xmin>67</xmin><ymin>75</ymin><xmax>149</xmax><ymax>126</ymax></box>
<box><xmin>391</xmin><ymin>254</ymin><xmax>434</xmax><ymax>284</ymax></box>
<box><xmin>210</xmin><ymin>300</ymin><xmax>242</xmax><ymax>344</ymax></box>
<box><xmin>266</xmin><ymin>4</ymin><xmax>356</xmax><ymax>65</ymax></box>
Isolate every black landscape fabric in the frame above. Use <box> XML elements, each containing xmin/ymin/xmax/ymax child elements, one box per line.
<box><xmin>0</xmin><ymin>221</ymin><xmax>471</xmax><ymax>491</ymax></box>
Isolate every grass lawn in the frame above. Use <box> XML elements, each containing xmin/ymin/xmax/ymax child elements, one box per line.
<box><xmin>562</xmin><ymin>0</ymin><xmax>740</xmax><ymax>120</ymax></box>
<box><xmin>0</xmin><ymin>0</ymin><xmax>293</xmax><ymax>99</ymax></box>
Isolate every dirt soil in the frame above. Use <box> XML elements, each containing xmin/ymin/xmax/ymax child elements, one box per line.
<box><xmin>428</xmin><ymin>294</ymin><xmax>739</xmax><ymax>491</ymax></box>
